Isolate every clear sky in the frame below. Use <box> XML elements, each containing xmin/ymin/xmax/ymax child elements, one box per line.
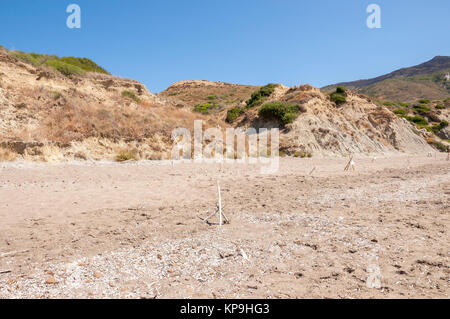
<box><xmin>1</xmin><ymin>0</ymin><xmax>449</xmax><ymax>92</ymax></box>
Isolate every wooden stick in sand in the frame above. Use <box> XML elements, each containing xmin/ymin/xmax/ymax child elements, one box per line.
<box><xmin>344</xmin><ymin>155</ymin><xmax>354</xmax><ymax>171</ymax></box>
<box><xmin>202</xmin><ymin>181</ymin><xmax>230</xmax><ymax>226</ymax></box>
<box><xmin>218</xmin><ymin>181</ymin><xmax>223</xmax><ymax>227</ymax></box>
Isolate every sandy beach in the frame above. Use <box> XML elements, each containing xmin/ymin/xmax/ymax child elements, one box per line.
<box><xmin>0</xmin><ymin>154</ymin><xmax>448</xmax><ymax>298</ymax></box>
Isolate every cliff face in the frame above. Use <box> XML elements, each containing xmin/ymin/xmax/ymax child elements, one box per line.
<box><xmin>225</xmin><ymin>85</ymin><xmax>434</xmax><ymax>156</ymax></box>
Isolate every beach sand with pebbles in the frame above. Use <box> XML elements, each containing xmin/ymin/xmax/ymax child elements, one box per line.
<box><xmin>0</xmin><ymin>154</ymin><xmax>448</xmax><ymax>298</ymax></box>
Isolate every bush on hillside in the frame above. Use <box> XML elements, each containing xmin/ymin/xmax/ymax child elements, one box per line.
<box><xmin>226</xmin><ymin>107</ymin><xmax>244</xmax><ymax>122</ymax></box>
<box><xmin>246</xmin><ymin>84</ymin><xmax>279</xmax><ymax>108</ymax></box>
<box><xmin>428</xmin><ymin>140</ymin><xmax>449</xmax><ymax>152</ymax></box>
<box><xmin>258</xmin><ymin>102</ymin><xmax>299</xmax><ymax>125</ymax></box>
<box><xmin>330</xmin><ymin>92</ymin><xmax>346</xmax><ymax>105</ymax></box>
<box><xmin>59</xmin><ymin>57</ymin><xmax>109</xmax><ymax>74</ymax></box>
<box><xmin>115</xmin><ymin>151</ymin><xmax>138</xmax><ymax>162</ymax></box>
<box><xmin>45</xmin><ymin>59</ymin><xmax>85</xmax><ymax>77</ymax></box>
<box><xmin>193</xmin><ymin>103</ymin><xmax>217</xmax><ymax>114</ymax></box>
<box><xmin>121</xmin><ymin>90</ymin><xmax>141</xmax><ymax>103</ymax></box>
<box><xmin>11</xmin><ymin>51</ymin><xmax>109</xmax><ymax>75</ymax></box>
<box><xmin>329</xmin><ymin>86</ymin><xmax>347</xmax><ymax>105</ymax></box>
<box><xmin>406</xmin><ymin>115</ymin><xmax>428</xmax><ymax>126</ymax></box>
<box><xmin>418</xmin><ymin>99</ymin><xmax>430</xmax><ymax>104</ymax></box>
<box><xmin>336</xmin><ymin>86</ymin><xmax>346</xmax><ymax>94</ymax></box>
<box><xmin>393</xmin><ymin>109</ymin><xmax>406</xmax><ymax>116</ymax></box>
<box><xmin>413</xmin><ymin>104</ymin><xmax>431</xmax><ymax>113</ymax></box>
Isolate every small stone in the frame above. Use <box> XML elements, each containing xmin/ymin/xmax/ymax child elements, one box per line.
<box><xmin>45</xmin><ymin>276</ymin><xmax>57</xmax><ymax>285</ymax></box>
<box><xmin>94</xmin><ymin>272</ymin><xmax>103</xmax><ymax>278</ymax></box>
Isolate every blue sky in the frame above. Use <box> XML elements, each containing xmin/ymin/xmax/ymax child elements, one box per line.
<box><xmin>1</xmin><ymin>0</ymin><xmax>449</xmax><ymax>92</ymax></box>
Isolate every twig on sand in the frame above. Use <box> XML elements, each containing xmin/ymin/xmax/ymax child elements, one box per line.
<box><xmin>0</xmin><ymin>270</ymin><xmax>12</xmax><ymax>274</ymax></box>
<box><xmin>344</xmin><ymin>155</ymin><xmax>355</xmax><ymax>172</ymax></box>
<box><xmin>202</xmin><ymin>205</ymin><xmax>230</xmax><ymax>225</ymax></box>
<box><xmin>218</xmin><ymin>181</ymin><xmax>223</xmax><ymax>227</ymax></box>
<box><xmin>201</xmin><ymin>181</ymin><xmax>230</xmax><ymax>226</ymax></box>
<box><xmin>0</xmin><ymin>249</ymin><xmax>29</xmax><ymax>258</ymax></box>
<box><xmin>240</xmin><ymin>248</ymin><xmax>250</xmax><ymax>261</ymax></box>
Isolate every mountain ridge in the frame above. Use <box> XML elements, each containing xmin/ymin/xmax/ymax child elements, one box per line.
<box><xmin>322</xmin><ymin>56</ymin><xmax>450</xmax><ymax>103</ymax></box>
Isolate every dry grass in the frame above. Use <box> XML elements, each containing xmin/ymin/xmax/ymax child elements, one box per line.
<box><xmin>31</xmin><ymin>98</ymin><xmax>205</xmax><ymax>145</ymax></box>
<box><xmin>0</xmin><ymin>147</ymin><xmax>17</xmax><ymax>161</ymax></box>
<box><xmin>115</xmin><ymin>150</ymin><xmax>138</xmax><ymax>162</ymax></box>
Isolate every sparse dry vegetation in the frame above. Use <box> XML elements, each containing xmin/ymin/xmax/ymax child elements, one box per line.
<box><xmin>121</xmin><ymin>90</ymin><xmax>141</xmax><ymax>103</ymax></box>
<box><xmin>115</xmin><ymin>150</ymin><xmax>138</xmax><ymax>162</ymax></box>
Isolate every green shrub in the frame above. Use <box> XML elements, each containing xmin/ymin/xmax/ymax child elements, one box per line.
<box><xmin>258</xmin><ymin>102</ymin><xmax>299</xmax><ymax>125</ymax></box>
<box><xmin>437</xmin><ymin>121</ymin><xmax>449</xmax><ymax>129</ymax></box>
<box><xmin>393</xmin><ymin>109</ymin><xmax>406</xmax><ymax>116</ymax></box>
<box><xmin>115</xmin><ymin>151</ymin><xmax>138</xmax><ymax>162</ymax></box>
<box><xmin>398</xmin><ymin>102</ymin><xmax>409</xmax><ymax>108</ymax></box>
<box><xmin>246</xmin><ymin>84</ymin><xmax>278</xmax><ymax>108</ymax></box>
<box><xmin>420</xmin><ymin>125</ymin><xmax>434</xmax><ymax>133</ymax></box>
<box><xmin>226</xmin><ymin>107</ymin><xmax>244</xmax><ymax>122</ymax></box>
<box><xmin>58</xmin><ymin>57</ymin><xmax>109</xmax><ymax>74</ymax></box>
<box><xmin>329</xmin><ymin>87</ymin><xmax>347</xmax><ymax>105</ymax></box>
<box><xmin>413</xmin><ymin>104</ymin><xmax>431</xmax><ymax>113</ymax></box>
<box><xmin>11</xmin><ymin>50</ymin><xmax>108</xmax><ymax>74</ymax></box>
<box><xmin>428</xmin><ymin>140</ymin><xmax>449</xmax><ymax>152</ymax></box>
<box><xmin>444</xmin><ymin>98</ymin><xmax>450</xmax><ymax>103</ymax></box>
<box><xmin>207</xmin><ymin>95</ymin><xmax>217</xmax><ymax>101</ymax></box>
<box><xmin>418</xmin><ymin>99</ymin><xmax>430</xmax><ymax>104</ymax></box>
<box><xmin>435</xmin><ymin>104</ymin><xmax>445</xmax><ymax>109</ymax></box>
<box><xmin>121</xmin><ymin>90</ymin><xmax>141</xmax><ymax>103</ymax></box>
<box><xmin>383</xmin><ymin>101</ymin><xmax>396</xmax><ymax>107</ymax></box>
<box><xmin>336</xmin><ymin>86</ymin><xmax>346</xmax><ymax>94</ymax></box>
<box><xmin>293</xmin><ymin>151</ymin><xmax>312</xmax><ymax>158</ymax></box>
<box><xmin>193</xmin><ymin>103</ymin><xmax>217</xmax><ymax>114</ymax></box>
<box><xmin>406</xmin><ymin>115</ymin><xmax>428</xmax><ymax>125</ymax></box>
<box><xmin>330</xmin><ymin>92</ymin><xmax>347</xmax><ymax>105</ymax></box>
<box><xmin>45</xmin><ymin>59</ymin><xmax>85</xmax><ymax>76</ymax></box>
<box><xmin>13</xmin><ymin>51</ymin><xmax>58</xmax><ymax>66</ymax></box>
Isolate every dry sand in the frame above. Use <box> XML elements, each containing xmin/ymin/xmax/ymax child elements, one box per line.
<box><xmin>0</xmin><ymin>154</ymin><xmax>448</xmax><ymax>299</ymax></box>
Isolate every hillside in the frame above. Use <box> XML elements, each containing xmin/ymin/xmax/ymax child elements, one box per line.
<box><xmin>158</xmin><ymin>80</ymin><xmax>259</xmax><ymax>114</ymax></box>
<box><xmin>0</xmin><ymin>47</ymin><xmax>214</xmax><ymax>161</ymax></box>
<box><xmin>0</xmin><ymin>47</ymin><xmax>446</xmax><ymax>162</ymax></box>
<box><xmin>224</xmin><ymin>85</ymin><xmax>437</xmax><ymax>156</ymax></box>
<box><xmin>323</xmin><ymin>56</ymin><xmax>450</xmax><ymax>104</ymax></box>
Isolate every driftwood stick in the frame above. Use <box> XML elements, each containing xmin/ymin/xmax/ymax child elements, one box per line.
<box><xmin>240</xmin><ymin>248</ymin><xmax>249</xmax><ymax>261</ymax></box>
<box><xmin>204</xmin><ymin>207</ymin><xmax>219</xmax><ymax>222</ymax></box>
<box><xmin>221</xmin><ymin>211</ymin><xmax>230</xmax><ymax>223</ymax></box>
<box><xmin>217</xmin><ymin>181</ymin><xmax>223</xmax><ymax>227</ymax></box>
<box><xmin>0</xmin><ymin>249</ymin><xmax>29</xmax><ymax>258</ymax></box>
<box><xmin>0</xmin><ymin>270</ymin><xmax>12</xmax><ymax>274</ymax></box>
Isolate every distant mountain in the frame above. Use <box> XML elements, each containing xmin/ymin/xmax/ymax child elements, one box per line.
<box><xmin>323</xmin><ymin>56</ymin><xmax>450</xmax><ymax>103</ymax></box>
